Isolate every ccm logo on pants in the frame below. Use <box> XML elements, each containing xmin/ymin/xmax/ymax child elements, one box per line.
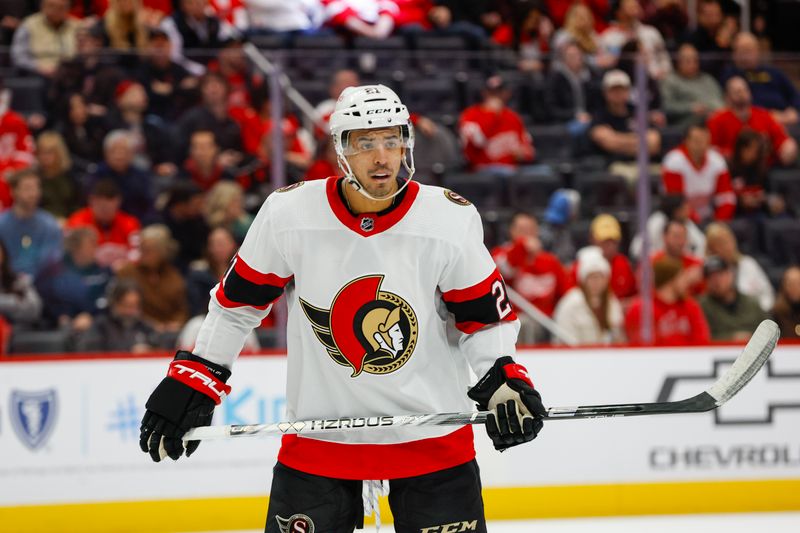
<box><xmin>421</xmin><ymin>521</ymin><xmax>478</xmax><ymax>533</ymax></box>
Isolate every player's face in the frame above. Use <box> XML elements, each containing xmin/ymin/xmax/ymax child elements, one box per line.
<box><xmin>345</xmin><ymin>127</ymin><xmax>405</xmax><ymax>199</ymax></box>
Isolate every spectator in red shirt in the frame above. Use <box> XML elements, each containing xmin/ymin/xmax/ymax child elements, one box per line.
<box><xmin>305</xmin><ymin>137</ymin><xmax>339</xmax><ymax>181</ymax></box>
<box><xmin>651</xmin><ymin>218</ymin><xmax>704</xmax><ymax>294</ymax></box>
<box><xmin>661</xmin><ymin>121</ymin><xmax>736</xmax><ymax>223</ymax></box>
<box><xmin>707</xmin><ymin>76</ymin><xmax>798</xmax><ymax>167</ymax></box>
<box><xmin>625</xmin><ymin>255</ymin><xmax>711</xmax><ymax>345</ymax></box>
<box><xmin>491</xmin><ymin>212</ymin><xmax>569</xmax><ymax>319</ymax></box>
<box><xmin>458</xmin><ymin>75</ymin><xmax>535</xmax><ymax>172</ymax></box>
<box><xmin>570</xmin><ymin>213</ymin><xmax>637</xmax><ymax>300</ymax></box>
<box><xmin>321</xmin><ymin>0</ymin><xmax>398</xmax><ymax>38</ymax></box>
<box><xmin>0</xmin><ymin>84</ymin><xmax>35</xmax><ymax>181</ymax></box>
<box><xmin>491</xmin><ymin>2</ymin><xmax>553</xmax><ymax>73</ymax></box>
<box><xmin>66</xmin><ymin>179</ymin><xmax>141</xmax><ymax>269</ymax></box>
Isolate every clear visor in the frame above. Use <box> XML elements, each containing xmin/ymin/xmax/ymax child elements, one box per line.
<box><xmin>341</xmin><ymin>130</ymin><xmax>408</xmax><ymax>157</ymax></box>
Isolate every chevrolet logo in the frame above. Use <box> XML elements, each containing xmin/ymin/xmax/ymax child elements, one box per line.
<box><xmin>657</xmin><ymin>359</ymin><xmax>800</xmax><ymax>425</ymax></box>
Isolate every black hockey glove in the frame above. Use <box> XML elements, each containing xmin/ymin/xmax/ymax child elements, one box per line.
<box><xmin>467</xmin><ymin>356</ymin><xmax>546</xmax><ymax>451</ymax></box>
<box><xmin>139</xmin><ymin>351</ymin><xmax>231</xmax><ymax>462</ymax></box>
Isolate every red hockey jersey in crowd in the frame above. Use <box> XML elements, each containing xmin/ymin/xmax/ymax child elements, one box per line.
<box><xmin>492</xmin><ymin>239</ymin><xmax>568</xmax><ymax>316</ymax></box>
<box><xmin>662</xmin><ymin>144</ymin><xmax>736</xmax><ymax>222</ymax></box>
<box><xmin>459</xmin><ymin>104</ymin><xmax>535</xmax><ymax>170</ymax></box>
<box><xmin>625</xmin><ymin>295</ymin><xmax>710</xmax><ymax>345</ymax></box>
<box><xmin>0</xmin><ymin>110</ymin><xmax>34</xmax><ymax>180</ymax></box>
<box><xmin>66</xmin><ymin>208</ymin><xmax>141</xmax><ymax>267</ymax></box>
<box><xmin>707</xmin><ymin>106</ymin><xmax>790</xmax><ymax>165</ymax></box>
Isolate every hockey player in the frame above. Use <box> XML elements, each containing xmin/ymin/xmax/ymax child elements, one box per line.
<box><xmin>139</xmin><ymin>85</ymin><xmax>546</xmax><ymax>532</ymax></box>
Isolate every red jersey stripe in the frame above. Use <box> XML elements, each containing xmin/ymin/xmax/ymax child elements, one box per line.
<box><xmin>277</xmin><ymin>425</ymin><xmax>475</xmax><ymax>479</ymax></box>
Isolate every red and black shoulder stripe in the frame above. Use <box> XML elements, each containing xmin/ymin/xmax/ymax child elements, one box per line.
<box><xmin>441</xmin><ymin>268</ymin><xmax>517</xmax><ymax>334</ymax></box>
<box><xmin>215</xmin><ymin>255</ymin><xmax>293</xmax><ymax>310</ymax></box>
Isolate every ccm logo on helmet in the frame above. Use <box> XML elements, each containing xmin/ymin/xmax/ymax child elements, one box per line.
<box><xmin>365</xmin><ymin>108</ymin><xmax>393</xmax><ymax>115</ymax></box>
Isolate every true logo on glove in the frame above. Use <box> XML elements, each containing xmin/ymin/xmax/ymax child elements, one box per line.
<box><xmin>168</xmin><ymin>362</ymin><xmax>232</xmax><ymax>404</ymax></box>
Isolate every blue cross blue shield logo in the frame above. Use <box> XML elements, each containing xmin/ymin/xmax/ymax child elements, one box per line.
<box><xmin>10</xmin><ymin>389</ymin><xmax>58</xmax><ymax>450</ymax></box>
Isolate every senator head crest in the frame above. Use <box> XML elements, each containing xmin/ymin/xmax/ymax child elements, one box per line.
<box><xmin>300</xmin><ymin>275</ymin><xmax>418</xmax><ymax>377</ymax></box>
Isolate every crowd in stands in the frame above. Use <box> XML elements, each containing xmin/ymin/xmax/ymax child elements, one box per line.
<box><xmin>1</xmin><ymin>0</ymin><xmax>800</xmax><ymax>353</ymax></box>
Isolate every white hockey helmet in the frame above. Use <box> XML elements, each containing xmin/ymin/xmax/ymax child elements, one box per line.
<box><xmin>329</xmin><ymin>84</ymin><xmax>416</xmax><ymax>200</ymax></box>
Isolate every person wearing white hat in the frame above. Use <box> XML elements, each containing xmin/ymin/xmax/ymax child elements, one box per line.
<box><xmin>553</xmin><ymin>246</ymin><xmax>625</xmax><ymax>345</ymax></box>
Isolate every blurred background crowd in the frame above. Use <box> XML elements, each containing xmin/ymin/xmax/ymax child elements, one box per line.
<box><xmin>0</xmin><ymin>0</ymin><xmax>799</xmax><ymax>353</ymax></box>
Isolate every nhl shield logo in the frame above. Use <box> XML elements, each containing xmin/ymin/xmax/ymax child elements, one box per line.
<box><xmin>276</xmin><ymin>514</ymin><xmax>315</xmax><ymax>533</ymax></box>
<box><xmin>360</xmin><ymin>217</ymin><xmax>375</xmax><ymax>232</ymax></box>
<box><xmin>10</xmin><ymin>389</ymin><xmax>58</xmax><ymax>450</ymax></box>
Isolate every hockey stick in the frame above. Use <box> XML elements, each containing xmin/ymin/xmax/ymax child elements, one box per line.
<box><xmin>183</xmin><ymin>320</ymin><xmax>780</xmax><ymax>441</ymax></box>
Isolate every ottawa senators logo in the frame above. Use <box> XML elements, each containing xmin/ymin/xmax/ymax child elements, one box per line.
<box><xmin>300</xmin><ymin>275</ymin><xmax>418</xmax><ymax>377</ymax></box>
<box><xmin>444</xmin><ymin>189</ymin><xmax>471</xmax><ymax>206</ymax></box>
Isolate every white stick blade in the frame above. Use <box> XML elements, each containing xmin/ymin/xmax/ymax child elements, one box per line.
<box><xmin>706</xmin><ymin>319</ymin><xmax>780</xmax><ymax>406</ymax></box>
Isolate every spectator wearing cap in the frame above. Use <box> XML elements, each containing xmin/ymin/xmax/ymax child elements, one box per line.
<box><xmin>699</xmin><ymin>255</ymin><xmax>767</xmax><ymax>341</ymax></box>
<box><xmin>721</xmin><ymin>32</ymin><xmax>800</xmax><ymax>126</ymax></box>
<box><xmin>625</xmin><ymin>255</ymin><xmax>710</xmax><ymax>345</ymax></box>
<box><xmin>10</xmin><ymin>0</ymin><xmax>78</xmax><ymax>77</ymax></box>
<box><xmin>459</xmin><ymin>75</ymin><xmax>535</xmax><ymax>172</ymax></box>
<box><xmin>707</xmin><ymin>77</ymin><xmax>798</xmax><ymax>168</ymax></box>
<box><xmin>661</xmin><ymin>121</ymin><xmax>735</xmax><ymax>224</ymax></box>
<box><xmin>160</xmin><ymin>182</ymin><xmax>210</xmax><ymax>270</ymax></box>
<box><xmin>651</xmin><ymin>218</ymin><xmax>704</xmax><ymax>294</ymax></box>
<box><xmin>545</xmin><ymin>41</ymin><xmax>603</xmax><ymax>131</ymax></box>
<box><xmin>772</xmin><ymin>267</ymin><xmax>800</xmax><ymax>339</ymax></box>
<box><xmin>107</xmin><ymin>80</ymin><xmax>175</xmax><ymax>175</ymax></box>
<box><xmin>661</xmin><ymin>43</ymin><xmax>724</xmax><ymax>127</ymax></box>
<box><xmin>491</xmin><ymin>212</ymin><xmax>569</xmax><ymax>324</ymax></box>
<box><xmin>174</xmin><ymin>72</ymin><xmax>244</xmax><ymax>163</ymax></box>
<box><xmin>66</xmin><ymin>179</ymin><xmax>141</xmax><ymax>269</ymax></box>
<box><xmin>72</xmin><ymin>278</ymin><xmax>160</xmax><ymax>353</ymax></box>
<box><xmin>705</xmin><ymin>222</ymin><xmax>774</xmax><ymax>312</ymax></box>
<box><xmin>554</xmin><ymin>246</ymin><xmax>625</xmax><ymax>346</ymax></box>
<box><xmin>115</xmin><ymin>224</ymin><xmax>190</xmax><ymax>332</ymax></box>
<box><xmin>85</xmin><ymin>130</ymin><xmax>156</xmax><ymax>221</ymax></box>
<box><xmin>0</xmin><ymin>84</ymin><xmax>35</xmax><ymax>183</ymax></box>
<box><xmin>630</xmin><ymin>194</ymin><xmax>706</xmax><ymax>261</ymax></box>
<box><xmin>570</xmin><ymin>214</ymin><xmax>637</xmax><ymax>300</ymax></box>
<box><xmin>160</xmin><ymin>0</ymin><xmax>236</xmax><ymax>75</ymax></box>
<box><xmin>588</xmin><ymin>69</ymin><xmax>660</xmax><ymax>175</ymax></box>
<box><xmin>539</xmin><ymin>189</ymin><xmax>579</xmax><ymax>266</ymax></box>
<box><xmin>135</xmin><ymin>28</ymin><xmax>198</xmax><ymax>121</ymax></box>
<box><xmin>0</xmin><ymin>169</ymin><xmax>63</xmax><ymax>280</ymax></box>
<box><xmin>35</xmin><ymin>131</ymin><xmax>81</xmax><ymax>219</ymax></box>
<box><xmin>600</xmin><ymin>0</ymin><xmax>671</xmax><ymax>80</ymax></box>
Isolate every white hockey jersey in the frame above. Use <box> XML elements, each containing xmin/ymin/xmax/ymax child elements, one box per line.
<box><xmin>194</xmin><ymin>177</ymin><xmax>520</xmax><ymax>479</ymax></box>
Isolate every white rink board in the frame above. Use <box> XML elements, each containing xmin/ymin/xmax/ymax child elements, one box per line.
<box><xmin>1</xmin><ymin>344</ymin><xmax>800</xmax><ymax>507</ymax></box>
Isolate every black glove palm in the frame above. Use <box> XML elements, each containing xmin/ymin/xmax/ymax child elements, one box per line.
<box><xmin>139</xmin><ymin>351</ymin><xmax>231</xmax><ymax>462</ymax></box>
<box><xmin>468</xmin><ymin>356</ymin><xmax>546</xmax><ymax>451</ymax></box>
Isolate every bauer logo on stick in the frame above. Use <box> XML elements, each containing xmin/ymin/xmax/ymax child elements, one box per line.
<box><xmin>276</xmin><ymin>514</ymin><xmax>314</xmax><ymax>533</ymax></box>
<box><xmin>300</xmin><ymin>275</ymin><xmax>418</xmax><ymax>377</ymax></box>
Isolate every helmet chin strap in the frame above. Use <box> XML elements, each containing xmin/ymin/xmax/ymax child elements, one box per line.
<box><xmin>339</xmin><ymin>152</ymin><xmax>416</xmax><ymax>203</ymax></box>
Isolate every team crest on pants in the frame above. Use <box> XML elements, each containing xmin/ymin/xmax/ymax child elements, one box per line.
<box><xmin>276</xmin><ymin>514</ymin><xmax>314</xmax><ymax>533</ymax></box>
<box><xmin>300</xmin><ymin>275</ymin><xmax>418</xmax><ymax>377</ymax></box>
